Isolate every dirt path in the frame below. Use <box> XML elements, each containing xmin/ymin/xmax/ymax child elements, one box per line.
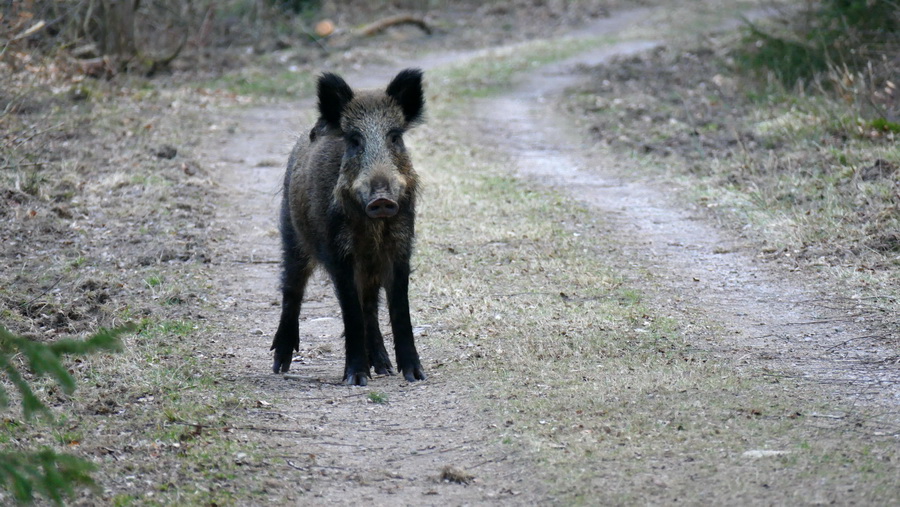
<box><xmin>471</xmin><ymin>45</ymin><xmax>900</xmax><ymax>415</ymax></box>
<box><xmin>197</xmin><ymin>7</ymin><xmax>898</xmax><ymax>505</ymax></box>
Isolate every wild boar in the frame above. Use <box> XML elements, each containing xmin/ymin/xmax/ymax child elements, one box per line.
<box><xmin>271</xmin><ymin>69</ymin><xmax>426</xmax><ymax>386</ymax></box>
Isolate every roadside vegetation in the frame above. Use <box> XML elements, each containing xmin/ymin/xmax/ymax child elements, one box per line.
<box><xmin>566</xmin><ymin>0</ymin><xmax>899</xmax><ymax>302</ymax></box>
<box><xmin>0</xmin><ymin>325</ymin><xmax>124</xmax><ymax>504</ymax></box>
<box><xmin>1</xmin><ymin>2</ymin><xmax>289</xmax><ymax>502</ymax></box>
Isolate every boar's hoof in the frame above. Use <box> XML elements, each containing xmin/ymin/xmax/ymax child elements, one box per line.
<box><xmin>344</xmin><ymin>370</ymin><xmax>370</xmax><ymax>386</ymax></box>
<box><xmin>374</xmin><ymin>364</ymin><xmax>396</xmax><ymax>376</ymax></box>
<box><xmin>272</xmin><ymin>352</ymin><xmax>293</xmax><ymax>374</ymax></box>
<box><xmin>401</xmin><ymin>366</ymin><xmax>426</xmax><ymax>382</ymax></box>
<box><xmin>370</xmin><ymin>348</ymin><xmax>395</xmax><ymax>376</ymax></box>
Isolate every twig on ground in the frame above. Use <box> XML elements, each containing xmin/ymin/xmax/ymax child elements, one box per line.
<box><xmin>19</xmin><ymin>274</ymin><xmax>70</xmax><ymax>310</ymax></box>
<box><xmin>783</xmin><ymin>315</ymin><xmax>865</xmax><ymax>325</ymax></box>
<box><xmin>470</xmin><ymin>455</ymin><xmax>508</xmax><ymax>469</ymax></box>
<box><xmin>825</xmin><ymin>335</ymin><xmax>884</xmax><ymax>352</ymax></box>
<box><xmin>170</xmin><ymin>420</ymin><xmax>313</xmax><ymax>435</ymax></box>
<box><xmin>285</xmin><ymin>459</ymin><xmax>305</xmax><ymax>471</ymax></box>
<box><xmin>809</xmin><ymin>412</ymin><xmax>846</xmax><ymax>419</ymax></box>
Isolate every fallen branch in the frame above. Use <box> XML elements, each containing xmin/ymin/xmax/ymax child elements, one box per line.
<box><xmin>170</xmin><ymin>420</ymin><xmax>312</xmax><ymax>435</ymax></box>
<box><xmin>231</xmin><ymin>259</ymin><xmax>280</xmax><ymax>264</ymax></box>
<box><xmin>12</xmin><ymin>20</ymin><xmax>47</xmax><ymax>41</ymax></box>
<box><xmin>356</xmin><ymin>15</ymin><xmax>432</xmax><ymax>37</ymax></box>
<box><xmin>783</xmin><ymin>315</ymin><xmax>866</xmax><ymax>326</ymax></box>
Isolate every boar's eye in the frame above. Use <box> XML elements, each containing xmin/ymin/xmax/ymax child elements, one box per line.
<box><xmin>388</xmin><ymin>130</ymin><xmax>404</xmax><ymax>148</ymax></box>
<box><xmin>345</xmin><ymin>133</ymin><xmax>364</xmax><ymax>157</ymax></box>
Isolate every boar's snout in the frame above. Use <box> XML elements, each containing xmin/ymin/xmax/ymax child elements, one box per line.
<box><xmin>365</xmin><ymin>197</ymin><xmax>399</xmax><ymax>218</ymax></box>
<box><xmin>361</xmin><ymin>173</ymin><xmax>404</xmax><ymax>219</ymax></box>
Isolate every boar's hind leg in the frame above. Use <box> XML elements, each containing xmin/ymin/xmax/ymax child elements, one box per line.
<box><xmin>361</xmin><ymin>282</ymin><xmax>395</xmax><ymax>376</ymax></box>
<box><xmin>271</xmin><ymin>226</ymin><xmax>313</xmax><ymax>373</ymax></box>
<box><xmin>387</xmin><ymin>261</ymin><xmax>426</xmax><ymax>382</ymax></box>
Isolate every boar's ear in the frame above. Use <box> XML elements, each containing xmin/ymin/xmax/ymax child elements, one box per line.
<box><xmin>386</xmin><ymin>68</ymin><xmax>425</xmax><ymax>126</ymax></box>
<box><xmin>317</xmin><ymin>72</ymin><xmax>354</xmax><ymax>130</ymax></box>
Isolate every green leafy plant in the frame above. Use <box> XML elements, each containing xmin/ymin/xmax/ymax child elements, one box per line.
<box><xmin>0</xmin><ymin>324</ymin><xmax>129</xmax><ymax>504</ymax></box>
<box><xmin>367</xmin><ymin>391</ymin><xmax>388</xmax><ymax>404</ymax></box>
<box><xmin>870</xmin><ymin>117</ymin><xmax>900</xmax><ymax>134</ymax></box>
<box><xmin>736</xmin><ymin>0</ymin><xmax>899</xmax><ymax>87</ymax></box>
<box><xmin>0</xmin><ymin>450</ymin><xmax>98</xmax><ymax>505</ymax></box>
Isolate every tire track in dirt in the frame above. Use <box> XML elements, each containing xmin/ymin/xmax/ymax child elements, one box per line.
<box><xmin>471</xmin><ymin>42</ymin><xmax>900</xmax><ymax>417</ymax></box>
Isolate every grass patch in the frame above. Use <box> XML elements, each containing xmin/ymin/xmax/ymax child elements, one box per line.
<box><xmin>0</xmin><ymin>314</ymin><xmax>268</xmax><ymax>505</ymax></box>
<box><xmin>72</xmin><ymin>318</ymin><xmax>264</xmax><ymax>503</ymax></box>
<box><xmin>205</xmin><ymin>67</ymin><xmax>315</xmax><ymax>98</ymax></box>
<box><xmin>437</xmin><ymin>35</ymin><xmax>614</xmax><ymax>98</ymax></box>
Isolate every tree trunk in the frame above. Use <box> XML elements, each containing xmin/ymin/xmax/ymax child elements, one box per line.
<box><xmin>99</xmin><ymin>0</ymin><xmax>138</xmax><ymax>60</ymax></box>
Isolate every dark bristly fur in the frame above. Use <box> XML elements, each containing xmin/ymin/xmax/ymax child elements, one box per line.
<box><xmin>271</xmin><ymin>69</ymin><xmax>426</xmax><ymax>386</ymax></box>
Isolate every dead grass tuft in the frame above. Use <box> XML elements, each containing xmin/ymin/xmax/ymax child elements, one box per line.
<box><xmin>439</xmin><ymin>465</ymin><xmax>475</xmax><ymax>485</ymax></box>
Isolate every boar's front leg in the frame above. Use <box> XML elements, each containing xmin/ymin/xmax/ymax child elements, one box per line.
<box><xmin>332</xmin><ymin>258</ymin><xmax>371</xmax><ymax>386</ymax></box>
<box><xmin>360</xmin><ymin>282</ymin><xmax>395</xmax><ymax>376</ymax></box>
<box><xmin>387</xmin><ymin>260</ymin><xmax>426</xmax><ymax>382</ymax></box>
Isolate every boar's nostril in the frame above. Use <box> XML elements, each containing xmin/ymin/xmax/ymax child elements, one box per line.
<box><xmin>366</xmin><ymin>198</ymin><xmax>399</xmax><ymax>218</ymax></box>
